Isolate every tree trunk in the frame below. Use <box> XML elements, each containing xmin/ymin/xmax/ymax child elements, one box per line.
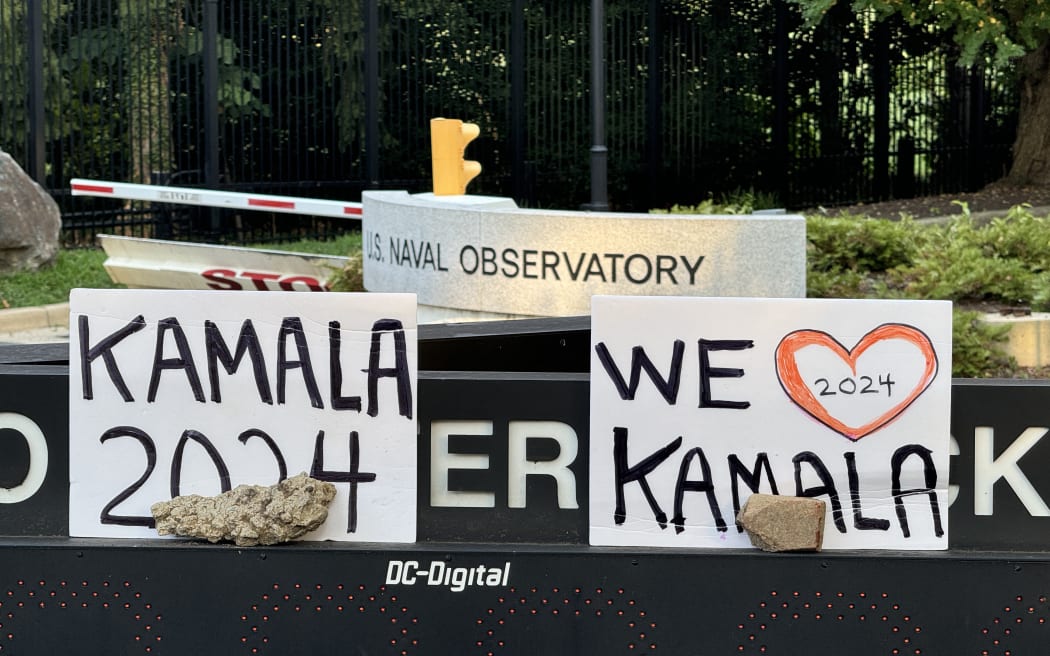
<box><xmin>1007</xmin><ymin>42</ymin><xmax>1050</xmax><ymax>186</ymax></box>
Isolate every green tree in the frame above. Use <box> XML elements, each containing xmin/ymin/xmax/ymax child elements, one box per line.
<box><xmin>791</xmin><ymin>0</ymin><xmax>1050</xmax><ymax>187</ymax></box>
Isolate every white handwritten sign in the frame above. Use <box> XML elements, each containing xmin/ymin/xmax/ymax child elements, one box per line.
<box><xmin>589</xmin><ymin>296</ymin><xmax>951</xmax><ymax>550</ymax></box>
<box><xmin>68</xmin><ymin>289</ymin><xmax>417</xmax><ymax>542</ymax></box>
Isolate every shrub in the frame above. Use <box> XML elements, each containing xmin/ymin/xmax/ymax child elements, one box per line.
<box><xmin>327</xmin><ymin>252</ymin><xmax>364</xmax><ymax>292</ymax></box>
<box><xmin>902</xmin><ymin>206</ymin><xmax>1050</xmax><ymax>310</ymax></box>
<box><xmin>952</xmin><ymin>310</ymin><xmax>1016</xmax><ymax>378</ymax></box>
<box><xmin>806</xmin><ymin>214</ymin><xmax>919</xmax><ymax>274</ymax></box>
<box><xmin>655</xmin><ymin>203</ymin><xmax>1048</xmax><ymax>375</ymax></box>
<box><xmin>650</xmin><ymin>187</ymin><xmax>780</xmax><ymax>215</ymax></box>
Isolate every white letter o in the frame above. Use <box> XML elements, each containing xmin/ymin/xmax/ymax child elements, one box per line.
<box><xmin>0</xmin><ymin>413</ymin><xmax>48</xmax><ymax>503</ymax></box>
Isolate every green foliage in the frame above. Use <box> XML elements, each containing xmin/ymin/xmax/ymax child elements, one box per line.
<box><xmin>807</xmin><ymin>214</ymin><xmax>918</xmax><ymax>273</ymax></box>
<box><xmin>952</xmin><ymin>310</ymin><xmax>1016</xmax><ymax>379</ymax></box>
<box><xmin>327</xmin><ymin>253</ymin><xmax>364</xmax><ymax>292</ymax></box>
<box><xmin>651</xmin><ymin>201</ymin><xmax>748</xmax><ymax>215</ymax></box>
<box><xmin>0</xmin><ymin>249</ymin><xmax>119</xmax><ymax>308</ymax></box>
<box><xmin>802</xmin><ymin>204</ymin><xmax>1050</xmax><ymax>377</ymax></box>
<box><xmin>651</xmin><ymin>188</ymin><xmax>780</xmax><ymax>215</ymax></box>
<box><xmin>806</xmin><ymin>205</ymin><xmax>1050</xmax><ymax>311</ymax></box>
<box><xmin>792</xmin><ymin>0</ymin><xmax>1048</xmax><ymax>67</ymax></box>
<box><xmin>248</xmin><ymin>232</ymin><xmax>361</xmax><ymax>257</ymax></box>
<box><xmin>903</xmin><ymin>206</ymin><xmax>1050</xmax><ymax>309</ymax></box>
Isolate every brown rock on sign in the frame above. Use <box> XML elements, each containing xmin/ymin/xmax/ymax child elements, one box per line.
<box><xmin>737</xmin><ymin>493</ymin><xmax>826</xmax><ymax>552</ymax></box>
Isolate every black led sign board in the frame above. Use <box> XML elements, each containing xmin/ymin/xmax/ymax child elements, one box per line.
<box><xmin>949</xmin><ymin>379</ymin><xmax>1050</xmax><ymax>550</ymax></box>
<box><xmin>5</xmin><ymin>338</ymin><xmax>1050</xmax><ymax>653</ymax></box>
<box><xmin>0</xmin><ymin>366</ymin><xmax>68</xmax><ymax>536</ymax></box>
<box><xmin>417</xmin><ymin>372</ymin><xmax>589</xmax><ymax>542</ymax></box>
<box><xmin>0</xmin><ymin>541</ymin><xmax>1041</xmax><ymax>654</ymax></box>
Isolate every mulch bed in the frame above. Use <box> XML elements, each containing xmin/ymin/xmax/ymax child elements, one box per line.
<box><xmin>808</xmin><ymin>182</ymin><xmax>1050</xmax><ymax>220</ymax></box>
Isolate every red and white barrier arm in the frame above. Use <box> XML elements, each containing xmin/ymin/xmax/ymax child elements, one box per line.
<box><xmin>70</xmin><ymin>178</ymin><xmax>363</xmax><ymax>218</ymax></box>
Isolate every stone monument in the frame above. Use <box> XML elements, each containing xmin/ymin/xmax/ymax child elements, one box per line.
<box><xmin>362</xmin><ymin>191</ymin><xmax>807</xmax><ymax>323</ymax></box>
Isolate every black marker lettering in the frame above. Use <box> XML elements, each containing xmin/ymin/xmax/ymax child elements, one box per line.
<box><xmin>277</xmin><ymin>317</ymin><xmax>323</xmax><ymax>409</ymax></box>
<box><xmin>148</xmin><ymin>317</ymin><xmax>205</xmax><ymax>403</ymax></box>
<box><xmin>728</xmin><ymin>452</ymin><xmax>779</xmax><ymax>532</ymax></box>
<box><xmin>328</xmin><ymin>321</ymin><xmax>362</xmax><ymax>412</ymax></box>
<box><xmin>99</xmin><ymin>426</ymin><xmax>157</xmax><ymax>527</ymax></box>
<box><xmin>672</xmin><ymin>447</ymin><xmax>726</xmax><ymax>534</ymax></box>
<box><xmin>79</xmin><ymin>314</ymin><xmax>147</xmax><ymax>402</ymax></box>
<box><xmin>698</xmin><ymin>339</ymin><xmax>754</xmax><ymax>409</ymax></box>
<box><xmin>170</xmin><ymin>429</ymin><xmax>232</xmax><ymax>498</ymax></box>
<box><xmin>612</xmin><ymin>427</ymin><xmax>681</xmax><ymax>527</ymax></box>
<box><xmin>205</xmin><ymin>319</ymin><xmax>272</xmax><ymax>405</ymax></box>
<box><xmin>793</xmin><ymin>451</ymin><xmax>846</xmax><ymax>533</ymax></box>
<box><xmin>891</xmin><ymin>444</ymin><xmax>943</xmax><ymax>538</ymax></box>
<box><xmin>311</xmin><ymin>430</ymin><xmax>377</xmax><ymax>533</ymax></box>
<box><xmin>595</xmin><ymin>340</ymin><xmax>684</xmax><ymax>404</ymax></box>
<box><xmin>365</xmin><ymin>319</ymin><xmax>413</xmax><ymax>419</ymax></box>
<box><xmin>845</xmin><ymin>452</ymin><xmax>890</xmax><ymax>530</ymax></box>
<box><xmin>238</xmin><ymin>429</ymin><xmax>288</xmax><ymax>482</ymax></box>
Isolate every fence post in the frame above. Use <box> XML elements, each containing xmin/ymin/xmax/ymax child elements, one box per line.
<box><xmin>510</xmin><ymin>0</ymin><xmax>526</xmax><ymax>205</ymax></box>
<box><xmin>26</xmin><ymin>0</ymin><xmax>46</xmax><ymax>185</ymax></box>
<box><xmin>203</xmin><ymin>0</ymin><xmax>220</xmax><ymax>232</ymax></box>
<box><xmin>968</xmin><ymin>67</ymin><xmax>985</xmax><ymax>190</ymax></box>
<box><xmin>364</xmin><ymin>0</ymin><xmax>379</xmax><ymax>188</ymax></box>
<box><xmin>772</xmin><ymin>0</ymin><xmax>789</xmax><ymax>204</ymax></box>
<box><xmin>584</xmin><ymin>0</ymin><xmax>609</xmax><ymax>211</ymax></box>
<box><xmin>644</xmin><ymin>0</ymin><xmax>662</xmax><ymax>209</ymax></box>
<box><xmin>872</xmin><ymin>20</ymin><xmax>890</xmax><ymax>200</ymax></box>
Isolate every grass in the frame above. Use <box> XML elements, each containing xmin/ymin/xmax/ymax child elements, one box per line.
<box><xmin>247</xmin><ymin>233</ymin><xmax>361</xmax><ymax>256</ymax></box>
<box><xmin>0</xmin><ymin>232</ymin><xmax>362</xmax><ymax>309</ymax></box>
<box><xmin>0</xmin><ymin>249</ymin><xmax>119</xmax><ymax>308</ymax></box>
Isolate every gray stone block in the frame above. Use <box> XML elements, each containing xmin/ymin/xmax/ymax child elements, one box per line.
<box><xmin>362</xmin><ymin>191</ymin><xmax>805</xmax><ymax>319</ymax></box>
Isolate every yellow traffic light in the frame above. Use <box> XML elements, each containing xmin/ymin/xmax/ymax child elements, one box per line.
<box><xmin>430</xmin><ymin>118</ymin><xmax>481</xmax><ymax>195</ymax></box>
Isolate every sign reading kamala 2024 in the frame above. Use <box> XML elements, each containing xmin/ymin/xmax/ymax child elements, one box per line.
<box><xmin>68</xmin><ymin>289</ymin><xmax>418</xmax><ymax>542</ymax></box>
<box><xmin>589</xmin><ymin>296</ymin><xmax>952</xmax><ymax>550</ymax></box>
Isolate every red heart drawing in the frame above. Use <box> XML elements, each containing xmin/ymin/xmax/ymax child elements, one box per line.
<box><xmin>774</xmin><ymin>323</ymin><xmax>938</xmax><ymax>440</ymax></box>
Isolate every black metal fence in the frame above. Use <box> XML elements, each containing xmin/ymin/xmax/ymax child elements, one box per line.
<box><xmin>1</xmin><ymin>0</ymin><xmax>1018</xmax><ymax>246</ymax></box>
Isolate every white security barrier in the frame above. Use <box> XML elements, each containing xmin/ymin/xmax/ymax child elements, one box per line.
<box><xmin>99</xmin><ymin>235</ymin><xmax>348</xmax><ymax>292</ymax></box>
<box><xmin>71</xmin><ymin>178</ymin><xmax>362</xmax><ymax>218</ymax></box>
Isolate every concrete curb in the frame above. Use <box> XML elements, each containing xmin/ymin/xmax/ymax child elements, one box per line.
<box><xmin>0</xmin><ymin>302</ymin><xmax>69</xmax><ymax>334</ymax></box>
<box><xmin>978</xmin><ymin>312</ymin><xmax>1050</xmax><ymax>368</ymax></box>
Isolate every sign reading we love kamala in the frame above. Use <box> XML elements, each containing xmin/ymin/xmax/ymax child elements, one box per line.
<box><xmin>589</xmin><ymin>296</ymin><xmax>951</xmax><ymax>550</ymax></box>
